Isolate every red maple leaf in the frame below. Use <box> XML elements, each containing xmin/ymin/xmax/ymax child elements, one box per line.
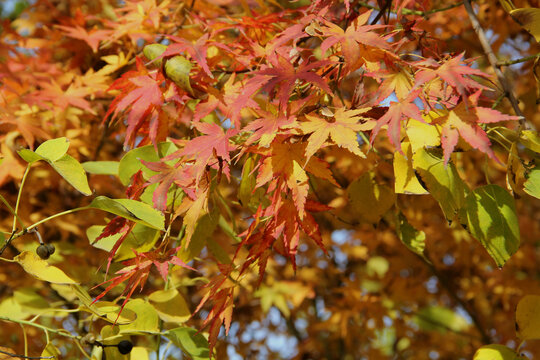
<box><xmin>320</xmin><ymin>10</ymin><xmax>389</xmax><ymax>71</ymax></box>
<box><xmin>105</xmin><ymin>57</ymin><xmax>164</xmax><ymax>148</ymax></box>
<box><xmin>56</xmin><ymin>25</ymin><xmax>112</xmax><ymax>53</ymax></box>
<box><xmin>434</xmin><ymin>92</ymin><xmax>521</xmax><ymax>164</ymax></box>
<box><xmin>93</xmin><ymin>247</ymin><xmax>195</xmax><ymax>319</ymax></box>
<box><xmin>415</xmin><ymin>53</ymin><xmax>489</xmax><ymax>97</ymax></box>
<box><xmin>232</xmin><ymin>55</ymin><xmax>332</xmax><ymax>116</ymax></box>
<box><xmin>370</xmin><ymin>92</ymin><xmax>424</xmax><ymax>152</ymax></box>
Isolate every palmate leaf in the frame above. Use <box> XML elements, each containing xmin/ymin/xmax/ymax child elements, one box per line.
<box><xmin>300</xmin><ymin>107</ymin><xmax>375</xmax><ymax>159</ymax></box>
<box><xmin>105</xmin><ymin>58</ymin><xmax>164</xmax><ymax>148</ymax></box>
<box><xmin>433</xmin><ymin>94</ymin><xmax>521</xmax><ymax>164</ymax></box>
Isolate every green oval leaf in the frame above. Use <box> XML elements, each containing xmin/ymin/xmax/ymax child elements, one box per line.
<box><xmin>414</xmin><ymin>306</ymin><xmax>469</xmax><ymax>333</ymax></box>
<box><xmin>17</xmin><ymin>148</ymin><xmax>43</xmax><ymax>163</ymax></box>
<box><xmin>35</xmin><ymin>137</ymin><xmax>70</xmax><ymax>162</ymax></box>
<box><xmin>524</xmin><ymin>167</ymin><xmax>540</xmax><ymax>200</ymax></box>
<box><xmin>82</xmin><ymin>161</ymin><xmax>119</xmax><ymax>175</ymax></box>
<box><xmin>165</xmin><ymin>327</ymin><xmax>210</xmax><ymax>360</ymax></box>
<box><xmin>51</xmin><ymin>154</ymin><xmax>92</xmax><ymax>195</ymax></box>
<box><xmin>413</xmin><ymin>148</ymin><xmax>468</xmax><ymax>221</ymax></box>
<box><xmin>88</xmin><ymin>196</ymin><xmax>165</xmax><ymax>230</ymax></box>
<box><xmin>396</xmin><ymin>212</ymin><xmax>426</xmax><ymax>257</ymax></box>
<box><xmin>118</xmin><ymin>142</ymin><xmax>178</xmax><ymax>185</ymax></box>
<box><xmin>459</xmin><ymin>184</ymin><xmax>520</xmax><ymax>267</ymax></box>
<box><xmin>87</xmin><ymin>223</ymin><xmax>159</xmax><ymax>261</ymax></box>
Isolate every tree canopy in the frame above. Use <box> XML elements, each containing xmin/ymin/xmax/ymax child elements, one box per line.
<box><xmin>0</xmin><ymin>0</ymin><xmax>539</xmax><ymax>359</ymax></box>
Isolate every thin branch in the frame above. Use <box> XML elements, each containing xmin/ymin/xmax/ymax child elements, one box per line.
<box><xmin>462</xmin><ymin>0</ymin><xmax>528</xmax><ymax>128</ymax></box>
<box><xmin>497</xmin><ymin>52</ymin><xmax>540</xmax><ymax>67</ymax></box>
<box><xmin>357</xmin><ymin>1</ymin><xmax>468</xmax><ymax>17</ymax></box>
<box><xmin>0</xmin><ymin>349</ymin><xmax>53</xmax><ymax>359</ymax></box>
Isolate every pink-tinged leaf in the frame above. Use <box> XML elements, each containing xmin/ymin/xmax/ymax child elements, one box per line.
<box><xmin>248</xmin><ymin>55</ymin><xmax>332</xmax><ymax>109</ymax></box>
<box><xmin>415</xmin><ymin>53</ymin><xmax>489</xmax><ymax>96</ymax></box>
<box><xmin>106</xmin><ymin>61</ymin><xmax>164</xmax><ymax>148</ymax></box>
<box><xmin>371</xmin><ymin>97</ymin><xmax>423</xmax><ymax>152</ymax></box>
<box><xmin>243</xmin><ymin>110</ymin><xmax>296</xmax><ymax>147</ymax></box>
<box><xmin>434</xmin><ymin>96</ymin><xmax>520</xmax><ymax>163</ymax></box>
<box><xmin>56</xmin><ymin>25</ymin><xmax>112</xmax><ymax>53</ymax></box>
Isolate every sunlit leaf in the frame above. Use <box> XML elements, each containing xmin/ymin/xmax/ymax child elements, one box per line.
<box><xmin>88</xmin><ymin>196</ymin><xmax>165</xmax><ymax>230</ymax></box>
<box><xmin>41</xmin><ymin>343</ymin><xmax>61</xmax><ymax>359</ymax></box>
<box><xmin>511</xmin><ymin>8</ymin><xmax>540</xmax><ymax>42</ymax></box>
<box><xmin>394</xmin><ymin>141</ymin><xmax>429</xmax><ymax>194</ymax></box>
<box><xmin>524</xmin><ymin>167</ymin><xmax>540</xmax><ymax>199</ymax></box>
<box><xmin>35</xmin><ymin>137</ymin><xmax>70</xmax><ymax>162</ymax></box>
<box><xmin>459</xmin><ymin>185</ymin><xmax>520</xmax><ymax>267</ymax></box>
<box><xmin>148</xmin><ymin>289</ymin><xmax>191</xmax><ymax>323</ymax></box>
<box><xmin>15</xmin><ymin>251</ymin><xmax>78</xmax><ymax>284</ymax></box>
<box><xmin>50</xmin><ymin>154</ymin><xmax>92</xmax><ymax>195</ymax></box>
<box><xmin>473</xmin><ymin>344</ymin><xmax>523</xmax><ymax>360</ymax></box>
<box><xmin>119</xmin><ymin>299</ymin><xmax>160</xmax><ymax>334</ymax></box>
<box><xmin>82</xmin><ymin>161</ymin><xmax>119</xmax><ymax>175</ymax></box>
<box><xmin>413</xmin><ymin>148</ymin><xmax>468</xmax><ymax>221</ymax></box>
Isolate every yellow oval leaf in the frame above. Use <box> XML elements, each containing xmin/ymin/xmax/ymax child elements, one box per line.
<box><xmin>511</xmin><ymin>8</ymin><xmax>540</xmax><ymax>42</ymax></box>
<box><xmin>15</xmin><ymin>251</ymin><xmax>78</xmax><ymax>284</ymax></box>
<box><xmin>516</xmin><ymin>295</ymin><xmax>540</xmax><ymax>339</ymax></box>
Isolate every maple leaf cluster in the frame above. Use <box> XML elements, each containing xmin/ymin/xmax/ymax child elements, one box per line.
<box><xmin>1</xmin><ymin>0</ymin><xmax>536</xmax><ymax>358</ymax></box>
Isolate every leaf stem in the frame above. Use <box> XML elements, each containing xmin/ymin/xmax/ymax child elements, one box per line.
<box><xmin>0</xmin><ymin>316</ymin><xmax>81</xmax><ymax>340</ymax></box>
<box><xmin>22</xmin><ymin>207</ymin><xmax>89</xmax><ymax>234</ymax></box>
<box><xmin>13</xmin><ymin>165</ymin><xmax>31</xmax><ymax>232</ymax></box>
<box><xmin>0</xmin><ymin>194</ymin><xmax>25</xmax><ymax>229</ymax></box>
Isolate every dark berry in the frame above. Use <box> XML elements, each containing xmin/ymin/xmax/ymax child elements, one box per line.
<box><xmin>36</xmin><ymin>244</ymin><xmax>50</xmax><ymax>260</ymax></box>
<box><xmin>45</xmin><ymin>243</ymin><xmax>55</xmax><ymax>256</ymax></box>
<box><xmin>117</xmin><ymin>340</ymin><xmax>133</xmax><ymax>355</ymax></box>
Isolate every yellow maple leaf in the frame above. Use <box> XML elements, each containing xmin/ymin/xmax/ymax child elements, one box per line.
<box><xmin>300</xmin><ymin>107</ymin><xmax>375</xmax><ymax>159</ymax></box>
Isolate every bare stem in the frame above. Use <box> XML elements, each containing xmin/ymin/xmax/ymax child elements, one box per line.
<box><xmin>357</xmin><ymin>1</ymin><xmax>468</xmax><ymax>17</ymax></box>
<box><xmin>463</xmin><ymin>0</ymin><xmax>528</xmax><ymax>128</ymax></box>
<box><xmin>497</xmin><ymin>52</ymin><xmax>540</xmax><ymax>67</ymax></box>
<box><xmin>0</xmin><ymin>349</ymin><xmax>53</xmax><ymax>359</ymax></box>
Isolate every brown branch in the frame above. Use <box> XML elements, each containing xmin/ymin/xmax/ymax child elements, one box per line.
<box><xmin>463</xmin><ymin>0</ymin><xmax>529</xmax><ymax>129</ymax></box>
<box><xmin>357</xmin><ymin>1</ymin><xmax>469</xmax><ymax>17</ymax></box>
<box><xmin>0</xmin><ymin>349</ymin><xmax>53</xmax><ymax>359</ymax></box>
